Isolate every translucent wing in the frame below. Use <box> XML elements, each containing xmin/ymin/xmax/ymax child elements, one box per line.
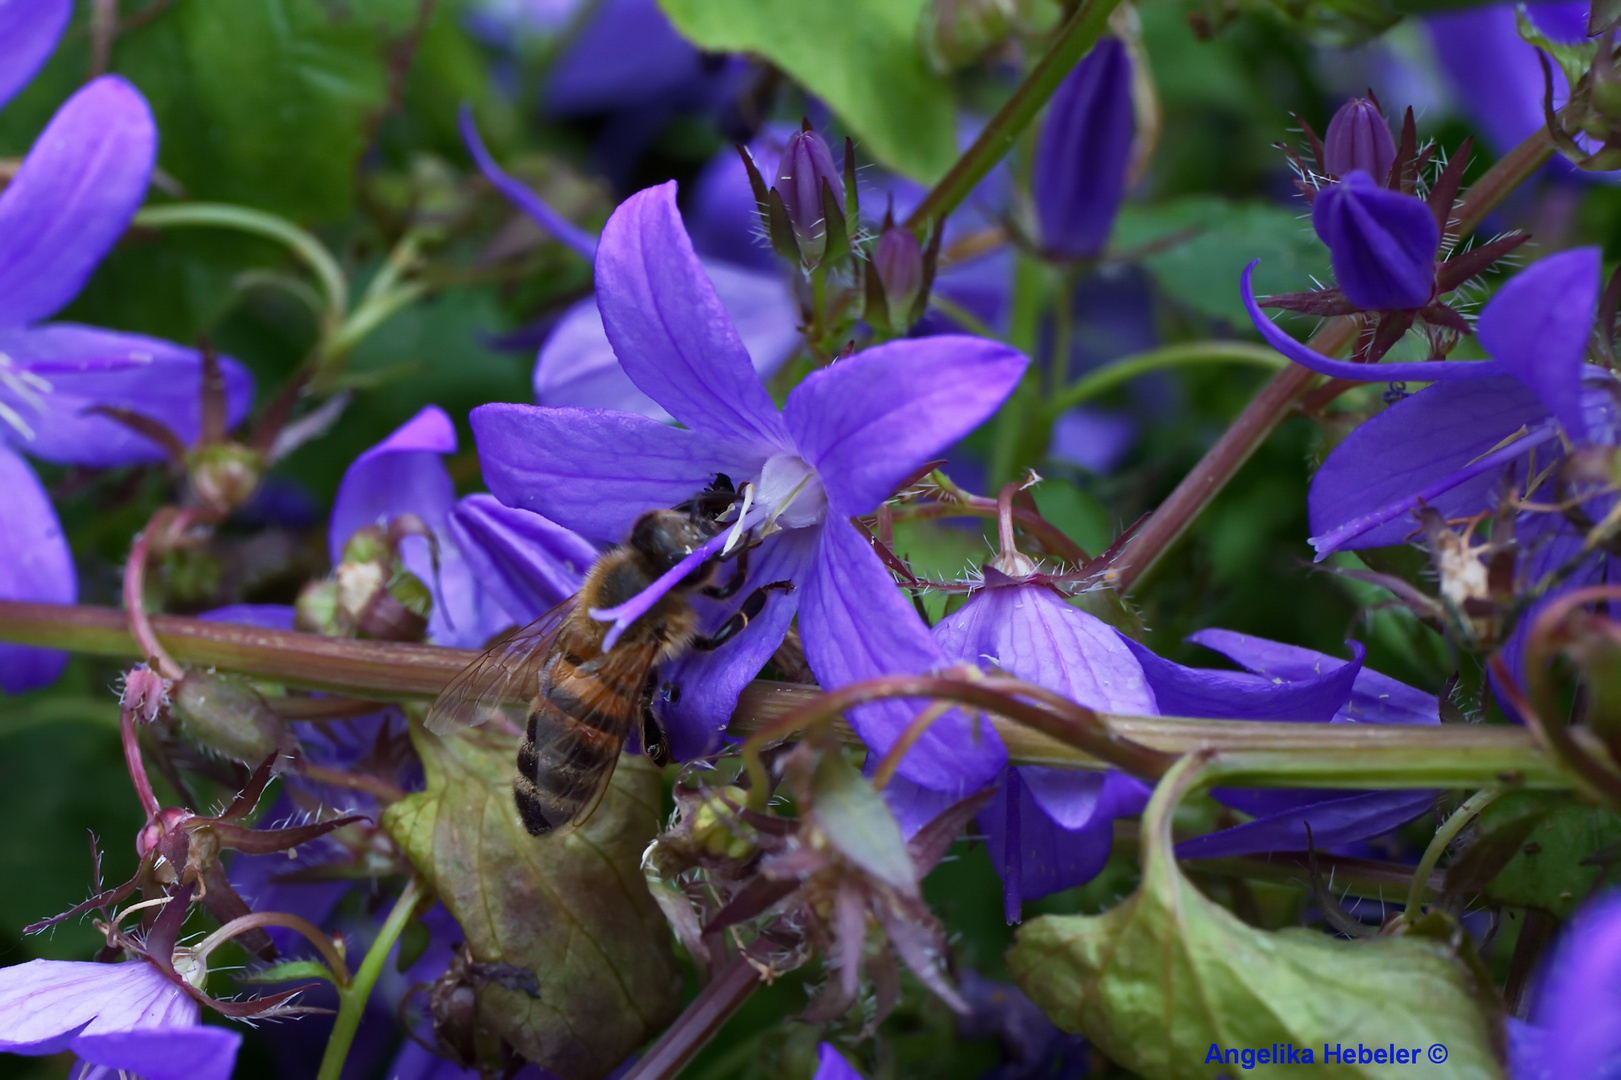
<box><xmin>424</xmin><ymin>600</ymin><xmax>574</xmax><ymax>736</ymax></box>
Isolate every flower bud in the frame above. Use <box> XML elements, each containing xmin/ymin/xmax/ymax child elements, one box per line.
<box><xmin>774</xmin><ymin>127</ymin><xmax>846</xmax><ymax>267</ymax></box>
<box><xmin>1032</xmin><ymin>38</ymin><xmax>1135</xmax><ymax>260</ymax></box>
<box><xmin>1311</xmin><ymin>170</ymin><xmax>1439</xmax><ymax>310</ymax></box>
<box><xmin>1322</xmin><ymin>97</ymin><xmax>1396</xmax><ymax>182</ymax></box>
<box><xmin>919</xmin><ymin>0</ymin><xmax>1019</xmax><ymax>74</ymax></box>
<box><xmin>171</xmin><ymin>670</ymin><xmax>294</xmax><ymax>766</ymax></box>
<box><xmin>874</xmin><ymin>224</ymin><xmax>924</xmax><ymax>328</ymax></box>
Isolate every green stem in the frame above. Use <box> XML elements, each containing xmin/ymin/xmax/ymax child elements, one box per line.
<box><xmin>316</xmin><ymin>875</ymin><xmax>423</xmax><ymax>1080</ymax></box>
<box><xmin>1046</xmin><ymin>341</ymin><xmax>1289</xmax><ymax>417</ymax></box>
<box><xmin>903</xmin><ymin>0</ymin><xmax>1124</xmax><ymax>231</ymax></box>
<box><xmin>134</xmin><ymin>203</ymin><xmax>349</xmax><ymax>321</ymax></box>
<box><xmin>1403</xmin><ymin>789</ymin><xmax>1500</xmax><ymax>918</ymax></box>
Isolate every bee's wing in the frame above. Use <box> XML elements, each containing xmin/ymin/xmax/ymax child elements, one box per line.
<box><xmin>424</xmin><ymin>601</ymin><xmax>574</xmax><ymax>736</ymax></box>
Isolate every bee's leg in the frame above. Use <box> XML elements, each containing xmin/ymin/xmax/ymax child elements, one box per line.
<box><xmin>693</xmin><ymin>580</ymin><xmax>795</xmax><ymax>651</ymax></box>
<box><xmin>702</xmin><ymin>540</ymin><xmax>752</xmax><ymax>601</ymax></box>
<box><xmin>639</xmin><ymin>669</ymin><xmax>673</xmax><ymax>767</ymax></box>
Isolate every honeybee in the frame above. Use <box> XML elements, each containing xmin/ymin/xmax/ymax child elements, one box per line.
<box><xmin>425</xmin><ymin>478</ymin><xmax>792</xmax><ymax>835</ymax></box>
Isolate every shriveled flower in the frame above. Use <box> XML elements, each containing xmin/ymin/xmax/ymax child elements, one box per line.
<box><xmin>473</xmin><ymin>182</ymin><xmax>1027</xmax><ymax>786</ymax></box>
<box><xmin>1032</xmin><ymin>37</ymin><xmax>1135</xmax><ymax>261</ymax></box>
<box><xmin>0</xmin><ymin>958</ymin><xmax>241</xmax><ymax>1080</ymax></box>
<box><xmin>1119</xmin><ymin>629</ymin><xmax>1440</xmax><ymax>859</ymax></box>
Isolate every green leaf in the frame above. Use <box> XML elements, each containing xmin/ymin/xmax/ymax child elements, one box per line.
<box><xmin>657</xmin><ymin>0</ymin><xmax>958</xmax><ymax>182</ymax></box>
<box><xmin>1008</xmin><ymin>756</ymin><xmax>1507</xmax><ymax>1079</ymax></box>
<box><xmin>239</xmin><ymin>959</ymin><xmax>339</xmax><ymax>985</ymax></box>
<box><xmin>1114</xmin><ymin>197</ymin><xmax>1329</xmax><ymax>327</ymax></box>
<box><xmin>382</xmin><ymin>721</ymin><xmax>682</xmax><ymax>1080</ymax></box>
<box><xmin>1451</xmin><ymin>793</ymin><xmax>1621</xmax><ymax>919</ymax></box>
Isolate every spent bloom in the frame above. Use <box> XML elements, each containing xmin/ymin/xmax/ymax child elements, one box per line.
<box><xmin>473</xmin><ymin>181</ymin><xmax>1027</xmax><ymax>789</ymax></box>
<box><xmin>0</xmin><ymin>19</ymin><xmax>252</xmax><ymax>693</ymax></box>
<box><xmin>1032</xmin><ymin>37</ymin><xmax>1135</xmax><ymax>261</ymax></box>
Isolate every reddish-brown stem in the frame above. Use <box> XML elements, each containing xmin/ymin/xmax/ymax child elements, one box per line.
<box><xmin>619</xmin><ymin>955</ymin><xmax>764</xmax><ymax>1080</ymax></box>
<box><xmin>996</xmin><ymin>483</ymin><xmax>1018</xmax><ymax>555</ymax></box>
<box><xmin>124</xmin><ymin>508</ymin><xmax>185</xmax><ymax>681</ymax></box>
<box><xmin>120</xmin><ymin>702</ymin><xmax>161</xmax><ymax>821</ymax></box>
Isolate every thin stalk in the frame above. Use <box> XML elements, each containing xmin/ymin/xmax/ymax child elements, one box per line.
<box><xmin>120</xmin><ymin>699</ymin><xmax>161</xmax><ymax>821</ymax></box>
<box><xmin>316</xmin><ymin>875</ymin><xmax>423</xmax><ymax>1080</ymax></box>
<box><xmin>1403</xmin><ymin>789</ymin><xmax>1500</xmax><ymax>918</ymax></box>
<box><xmin>193</xmin><ymin>912</ymin><xmax>353</xmax><ymax>985</ymax></box>
<box><xmin>123</xmin><ymin>510</ymin><xmax>183</xmax><ymax>682</ymax></box>
<box><xmin>619</xmin><ymin>955</ymin><xmax>763</xmax><ymax>1080</ymax></box>
<box><xmin>904</xmin><ymin>0</ymin><xmax>1125</xmax><ymax>231</ymax></box>
<box><xmin>1045</xmin><ymin>341</ymin><xmax>1290</xmax><ymax>417</ymax></box>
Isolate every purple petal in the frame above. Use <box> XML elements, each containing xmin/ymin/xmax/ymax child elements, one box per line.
<box><xmin>655</xmin><ymin>528</ymin><xmax>818</xmax><ymax>760</ymax></box>
<box><xmin>328</xmin><ymin>405</ymin><xmax>457</xmax><ymax>564</ymax></box>
<box><xmin>933</xmin><ymin>582</ymin><xmax>1155</xmax><ymax>714</ymax></box>
<box><xmin>0</xmin><ymin>76</ymin><xmax>155</xmax><ymax>327</ymax></box>
<box><xmin>1530</xmin><ymin>890</ymin><xmax>1621</xmax><ymax>1077</ymax></box>
<box><xmin>1186</xmin><ymin>628</ymin><xmax>1439</xmax><ymax>725</ymax></box>
<box><xmin>783</xmin><ymin>336</ymin><xmax>1028</xmax><ymax>518</ymax></box>
<box><xmin>1311</xmin><ymin>171</ymin><xmax>1439</xmax><ymax>310</ymax></box>
<box><xmin>1242</xmin><ymin>262</ymin><xmax>1505</xmax><ymax>383</ymax></box>
<box><xmin>0</xmin><ymin>324</ymin><xmax>254</xmax><ymax>466</ymax></box>
<box><xmin>197</xmin><ymin>605</ymin><xmax>297</xmax><ymax>631</ymax></box>
<box><xmin>0</xmin><ymin>443</ymin><xmax>72</xmax><ymax>693</ymax></box>
<box><xmin>459</xmin><ymin>105</ymin><xmax>598</xmax><ymax>262</ymax></box>
<box><xmin>594</xmin><ymin>183</ymin><xmax>790</xmax><ymax>451</ymax></box>
<box><xmin>1118</xmin><ymin>634</ymin><xmax>1362</xmax><ymax>722</ymax></box>
<box><xmin>0</xmin><ymin>0</ymin><xmax>71</xmax><ymax>110</ymax></box>
<box><xmin>799</xmin><ymin>517</ymin><xmax>1006</xmax><ymax>795</ymax></box>
<box><xmin>1175</xmin><ymin>789</ymin><xmax>1435</xmax><ymax>860</ymax></box>
<box><xmin>1047</xmin><ymin>407</ymin><xmax>1136</xmax><ymax>473</ymax></box>
<box><xmin>534</xmin><ymin>260</ymin><xmax>798</xmax><ymax>418</ymax></box>
<box><xmin>1478</xmin><ymin>247</ymin><xmax>1601</xmax><ymax>440</ymax></box>
<box><xmin>1306</xmin><ymin>375</ymin><xmax>1560</xmax><ymax>554</ymax></box>
<box><xmin>472</xmin><ymin>402</ymin><xmax>754</xmax><ymax>542</ymax></box>
<box><xmin>590</xmin><ymin>528</ymin><xmax>737</xmax><ymax>651</ymax></box>
<box><xmin>813</xmin><ymin>1042</ymin><xmax>864</xmax><ymax>1080</ymax></box>
<box><xmin>0</xmin><ymin>959</ymin><xmax>197</xmax><ymax>1053</ymax></box>
<box><xmin>1032</xmin><ymin>37</ymin><xmax>1134</xmax><ymax>259</ymax></box>
<box><xmin>446</xmin><ymin>495</ymin><xmax>595</xmax><ymax>626</ymax></box>
<box><xmin>73</xmin><ymin>1027</ymin><xmax>241</xmax><ymax>1080</ymax></box>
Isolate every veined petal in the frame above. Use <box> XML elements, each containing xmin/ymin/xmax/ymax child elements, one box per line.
<box><xmin>1118</xmin><ymin>634</ymin><xmax>1362</xmax><ymax>722</ymax></box>
<box><xmin>1478</xmin><ymin>246</ymin><xmax>1601</xmax><ymax>441</ymax></box>
<box><xmin>799</xmin><ymin>518</ymin><xmax>1006</xmax><ymax>795</ymax></box>
<box><xmin>446</xmin><ymin>495</ymin><xmax>595</xmax><ymax>625</ymax></box>
<box><xmin>0</xmin><ymin>959</ymin><xmax>197</xmax><ymax>1053</ymax></box>
<box><xmin>594</xmin><ymin>183</ymin><xmax>790</xmax><ymax>450</ymax></box>
<box><xmin>784</xmin><ymin>336</ymin><xmax>1028</xmax><ymax>518</ymax></box>
<box><xmin>328</xmin><ymin>405</ymin><xmax>457</xmax><ymax>564</ymax></box>
<box><xmin>1307</xmin><ymin>375</ymin><xmax>1559</xmax><ymax>554</ymax></box>
<box><xmin>0</xmin><ymin>443</ymin><xmax>72</xmax><ymax>693</ymax></box>
<box><xmin>73</xmin><ymin>1027</ymin><xmax>241</xmax><ymax>1080</ymax></box>
<box><xmin>471</xmin><ymin>402</ymin><xmax>755</xmax><ymax>542</ymax></box>
<box><xmin>655</xmin><ymin>528</ymin><xmax>817</xmax><ymax>760</ymax></box>
<box><xmin>0</xmin><ymin>0</ymin><xmax>71</xmax><ymax>111</ymax></box>
<box><xmin>1186</xmin><ymin>628</ymin><xmax>1438</xmax><ymax>725</ymax></box>
<box><xmin>0</xmin><ymin>324</ymin><xmax>254</xmax><ymax>466</ymax></box>
<box><xmin>534</xmin><ymin>260</ymin><xmax>798</xmax><ymax>418</ymax></box>
<box><xmin>1174</xmin><ymin>789</ymin><xmax>1435</xmax><ymax>860</ymax></box>
<box><xmin>0</xmin><ymin>76</ymin><xmax>155</xmax><ymax>327</ymax></box>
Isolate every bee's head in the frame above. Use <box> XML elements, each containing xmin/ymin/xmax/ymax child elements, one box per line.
<box><xmin>628</xmin><ymin>509</ymin><xmax>723</xmax><ymax>580</ymax></box>
<box><xmin>672</xmin><ymin>473</ymin><xmax>738</xmax><ymax>522</ymax></box>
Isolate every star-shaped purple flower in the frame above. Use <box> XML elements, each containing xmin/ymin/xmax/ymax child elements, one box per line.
<box><xmin>472</xmin><ymin>182</ymin><xmax>1028</xmax><ymax>789</ymax></box>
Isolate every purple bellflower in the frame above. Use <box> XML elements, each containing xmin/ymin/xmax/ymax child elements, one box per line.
<box><xmin>0</xmin><ymin>958</ymin><xmax>241</xmax><ymax>1080</ymax></box>
<box><xmin>1310</xmin><ymin>170</ymin><xmax>1439</xmax><ymax>311</ymax></box>
<box><xmin>932</xmin><ymin>556</ymin><xmax>1154</xmax><ymax>921</ymax></box>
<box><xmin>473</xmin><ymin>182</ymin><xmax>1028</xmax><ymax>788</ymax></box>
<box><xmin>1508</xmin><ymin>890</ymin><xmax>1621</xmax><ymax>1080</ymax></box>
<box><xmin>1322</xmin><ymin>97</ymin><xmax>1397</xmax><ymax>182</ymax></box>
<box><xmin>1032</xmin><ymin>37</ymin><xmax>1135</xmax><ymax>261</ymax></box>
<box><xmin>1118</xmin><ymin>630</ymin><xmax>1440</xmax><ymax>859</ymax></box>
<box><xmin>461</xmin><ymin>111</ymin><xmax>798</xmax><ymax>420</ymax></box>
<box><xmin>0</xmin><ymin>62</ymin><xmax>253</xmax><ymax>693</ymax></box>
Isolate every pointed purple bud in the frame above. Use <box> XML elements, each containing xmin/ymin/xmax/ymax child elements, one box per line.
<box><xmin>774</xmin><ymin>127</ymin><xmax>845</xmax><ymax>265</ymax></box>
<box><xmin>1032</xmin><ymin>38</ymin><xmax>1134</xmax><ymax>260</ymax></box>
<box><xmin>1311</xmin><ymin>170</ymin><xmax>1439</xmax><ymax>311</ymax></box>
<box><xmin>1322</xmin><ymin>97</ymin><xmax>1396</xmax><ymax>181</ymax></box>
<box><xmin>874</xmin><ymin>224</ymin><xmax>924</xmax><ymax>326</ymax></box>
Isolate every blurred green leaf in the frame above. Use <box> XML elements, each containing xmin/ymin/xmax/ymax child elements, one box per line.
<box><xmin>239</xmin><ymin>959</ymin><xmax>339</xmax><ymax>985</ymax></box>
<box><xmin>658</xmin><ymin>0</ymin><xmax>959</xmax><ymax>182</ymax></box>
<box><xmin>384</xmin><ymin>721</ymin><xmax>682</xmax><ymax>1080</ymax></box>
<box><xmin>1449</xmin><ymin>793</ymin><xmax>1621</xmax><ymax>919</ymax></box>
<box><xmin>1115</xmin><ymin>197</ymin><xmax>1328</xmax><ymax>327</ymax></box>
<box><xmin>1009</xmin><ymin>760</ymin><xmax>1506</xmax><ymax>1079</ymax></box>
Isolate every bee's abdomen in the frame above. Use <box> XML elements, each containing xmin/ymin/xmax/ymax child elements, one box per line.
<box><xmin>512</xmin><ymin>665</ymin><xmax>636</xmax><ymax>835</ymax></box>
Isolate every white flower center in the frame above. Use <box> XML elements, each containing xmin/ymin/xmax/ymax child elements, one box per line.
<box><xmin>755</xmin><ymin>452</ymin><xmax>827</xmax><ymax>531</ymax></box>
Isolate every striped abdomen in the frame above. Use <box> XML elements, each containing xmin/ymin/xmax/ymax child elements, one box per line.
<box><xmin>512</xmin><ymin>648</ymin><xmax>653</xmax><ymax>835</ymax></box>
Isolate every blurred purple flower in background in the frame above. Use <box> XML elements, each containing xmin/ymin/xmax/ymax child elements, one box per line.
<box><xmin>1510</xmin><ymin>890</ymin><xmax>1621</xmax><ymax>1079</ymax></box>
<box><xmin>812</xmin><ymin>1043</ymin><xmax>864</xmax><ymax>1080</ymax></box>
<box><xmin>474</xmin><ymin>182</ymin><xmax>1027</xmax><ymax>789</ymax></box>
<box><xmin>0</xmin><ymin>12</ymin><xmax>253</xmax><ymax>694</ymax></box>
